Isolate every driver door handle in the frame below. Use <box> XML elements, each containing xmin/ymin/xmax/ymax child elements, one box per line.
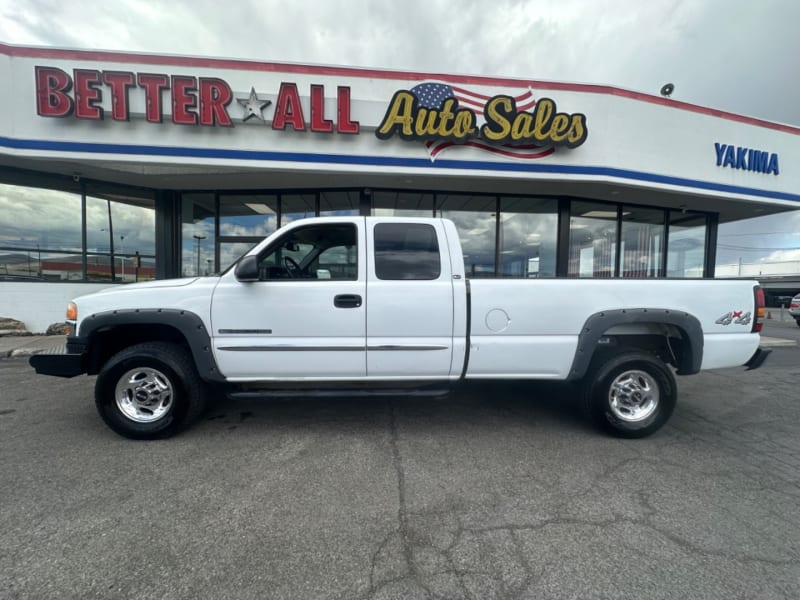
<box><xmin>334</xmin><ymin>294</ymin><xmax>362</xmax><ymax>308</ymax></box>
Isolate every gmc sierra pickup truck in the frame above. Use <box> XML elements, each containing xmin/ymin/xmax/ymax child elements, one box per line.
<box><xmin>31</xmin><ymin>216</ymin><xmax>769</xmax><ymax>439</ymax></box>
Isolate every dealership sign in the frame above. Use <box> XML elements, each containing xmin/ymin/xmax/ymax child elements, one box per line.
<box><xmin>376</xmin><ymin>82</ymin><xmax>587</xmax><ymax>148</ymax></box>
<box><xmin>34</xmin><ymin>66</ymin><xmax>588</xmax><ymax>160</ymax></box>
<box><xmin>34</xmin><ymin>66</ymin><xmax>359</xmax><ymax>133</ymax></box>
<box><xmin>714</xmin><ymin>142</ymin><xmax>779</xmax><ymax>176</ymax></box>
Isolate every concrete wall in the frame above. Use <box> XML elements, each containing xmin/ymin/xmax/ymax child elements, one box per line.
<box><xmin>0</xmin><ymin>282</ymin><xmax>113</xmax><ymax>333</ymax></box>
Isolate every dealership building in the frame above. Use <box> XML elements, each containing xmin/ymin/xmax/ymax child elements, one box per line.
<box><xmin>1</xmin><ymin>42</ymin><xmax>798</xmax><ymax>331</ymax></box>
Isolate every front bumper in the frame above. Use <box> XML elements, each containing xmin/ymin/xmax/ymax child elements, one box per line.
<box><xmin>744</xmin><ymin>347</ymin><xmax>771</xmax><ymax>370</ymax></box>
<box><xmin>29</xmin><ymin>337</ymin><xmax>87</xmax><ymax>378</ymax></box>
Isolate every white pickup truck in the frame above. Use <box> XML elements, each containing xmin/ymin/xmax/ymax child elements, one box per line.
<box><xmin>31</xmin><ymin>216</ymin><xmax>769</xmax><ymax>440</ymax></box>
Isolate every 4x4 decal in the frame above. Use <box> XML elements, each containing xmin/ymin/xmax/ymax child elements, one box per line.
<box><xmin>715</xmin><ymin>311</ymin><xmax>751</xmax><ymax>326</ymax></box>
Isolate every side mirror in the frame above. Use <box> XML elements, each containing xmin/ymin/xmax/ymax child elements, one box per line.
<box><xmin>234</xmin><ymin>255</ymin><xmax>259</xmax><ymax>282</ymax></box>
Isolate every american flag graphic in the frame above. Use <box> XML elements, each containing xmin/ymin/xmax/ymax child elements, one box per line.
<box><xmin>409</xmin><ymin>82</ymin><xmax>555</xmax><ymax>162</ymax></box>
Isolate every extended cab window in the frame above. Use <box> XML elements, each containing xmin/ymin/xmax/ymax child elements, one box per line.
<box><xmin>374</xmin><ymin>223</ymin><xmax>441</xmax><ymax>280</ymax></box>
<box><xmin>257</xmin><ymin>224</ymin><xmax>357</xmax><ymax>281</ymax></box>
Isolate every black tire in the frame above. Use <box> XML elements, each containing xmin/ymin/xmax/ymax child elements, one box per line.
<box><xmin>795</xmin><ymin>318</ymin><xmax>800</xmax><ymax>328</ymax></box>
<box><xmin>95</xmin><ymin>342</ymin><xmax>208</xmax><ymax>440</ymax></box>
<box><xmin>583</xmin><ymin>351</ymin><xmax>676</xmax><ymax>439</ymax></box>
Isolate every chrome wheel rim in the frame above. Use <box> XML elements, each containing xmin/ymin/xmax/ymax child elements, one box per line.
<box><xmin>114</xmin><ymin>367</ymin><xmax>174</xmax><ymax>423</ymax></box>
<box><xmin>608</xmin><ymin>369</ymin><xmax>659</xmax><ymax>423</ymax></box>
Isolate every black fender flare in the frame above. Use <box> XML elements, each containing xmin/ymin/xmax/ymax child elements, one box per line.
<box><xmin>566</xmin><ymin>308</ymin><xmax>704</xmax><ymax>381</ymax></box>
<box><xmin>76</xmin><ymin>308</ymin><xmax>225</xmax><ymax>383</ymax></box>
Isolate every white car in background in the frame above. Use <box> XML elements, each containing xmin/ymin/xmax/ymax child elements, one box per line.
<box><xmin>789</xmin><ymin>294</ymin><xmax>800</xmax><ymax>326</ymax></box>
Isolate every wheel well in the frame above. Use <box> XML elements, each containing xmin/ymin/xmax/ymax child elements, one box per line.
<box><xmin>597</xmin><ymin>323</ymin><xmax>693</xmax><ymax>373</ymax></box>
<box><xmin>86</xmin><ymin>324</ymin><xmax>190</xmax><ymax>375</ymax></box>
<box><xmin>568</xmin><ymin>309</ymin><xmax>704</xmax><ymax>381</ymax></box>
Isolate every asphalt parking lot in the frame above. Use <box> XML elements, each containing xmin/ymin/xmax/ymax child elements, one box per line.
<box><xmin>2</xmin><ymin>329</ymin><xmax>800</xmax><ymax>599</ymax></box>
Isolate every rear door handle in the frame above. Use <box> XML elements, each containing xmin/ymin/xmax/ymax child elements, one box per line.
<box><xmin>334</xmin><ymin>294</ymin><xmax>362</xmax><ymax>308</ymax></box>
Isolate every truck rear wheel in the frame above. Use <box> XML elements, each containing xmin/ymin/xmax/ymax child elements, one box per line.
<box><xmin>95</xmin><ymin>342</ymin><xmax>207</xmax><ymax>440</ymax></box>
<box><xmin>583</xmin><ymin>351</ymin><xmax>676</xmax><ymax>438</ymax></box>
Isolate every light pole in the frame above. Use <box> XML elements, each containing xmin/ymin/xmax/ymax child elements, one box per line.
<box><xmin>193</xmin><ymin>234</ymin><xmax>206</xmax><ymax>276</ymax></box>
<box><xmin>100</xmin><ymin>227</ymin><xmax>116</xmax><ymax>281</ymax></box>
<box><xmin>119</xmin><ymin>235</ymin><xmax>125</xmax><ymax>281</ymax></box>
<box><xmin>104</xmin><ymin>200</ymin><xmax>116</xmax><ymax>281</ymax></box>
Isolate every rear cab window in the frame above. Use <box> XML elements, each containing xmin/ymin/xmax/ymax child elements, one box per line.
<box><xmin>373</xmin><ymin>223</ymin><xmax>441</xmax><ymax>280</ymax></box>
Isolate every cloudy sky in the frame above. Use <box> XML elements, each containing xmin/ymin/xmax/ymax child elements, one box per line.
<box><xmin>2</xmin><ymin>0</ymin><xmax>799</xmax><ymax>269</ymax></box>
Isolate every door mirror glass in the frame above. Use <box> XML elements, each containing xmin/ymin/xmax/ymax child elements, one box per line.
<box><xmin>234</xmin><ymin>255</ymin><xmax>259</xmax><ymax>282</ymax></box>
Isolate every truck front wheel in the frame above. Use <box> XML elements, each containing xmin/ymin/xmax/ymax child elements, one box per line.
<box><xmin>95</xmin><ymin>342</ymin><xmax>207</xmax><ymax>440</ymax></box>
<box><xmin>583</xmin><ymin>352</ymin><xmax>676</xmax><ymax>438</ymax></box>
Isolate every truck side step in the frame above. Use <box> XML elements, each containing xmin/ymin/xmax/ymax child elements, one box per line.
<box><xmin>226</xmin><ymin>386</ymin><xmax>451</xmax><ymax>400</ymax></box>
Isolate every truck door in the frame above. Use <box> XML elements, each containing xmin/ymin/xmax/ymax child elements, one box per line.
<box><xmin>365</xmin><ymin>219</ymin><xmax>455</xmax><ymax>379</ymax></box>
<box><xmin>210</xmin><ymin>219</ymin><xmax>366</xmax><ymax>380</ymax></box>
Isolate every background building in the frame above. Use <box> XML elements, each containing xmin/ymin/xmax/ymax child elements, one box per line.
<box><xmin>1</xmin><ymin>42</ymin><xmax>798</xmax><ymax>330</ymax></box>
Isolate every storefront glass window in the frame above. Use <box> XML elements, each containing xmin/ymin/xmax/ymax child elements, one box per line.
<box><xmin>175</xmin><ymin>187</ymin><xmax>713</xmax><ymax>281</ymax></box>
<box><xmin>568</xmin><ymin>201</ymin><xmax>617</xmax><ymax>278</ymax></box>
<box><xmin>84</xmin><ymin>254</ymin><xmax>111</xmax><ymax>281</ymax></box>
<box><xmin>320</xmin><ymin>190</ymin><xmax>360</xmax><ymax>217</ymax></box>
<box><xmin>620</xmin><ymin>207</ymin><xmax>665</xmax><ymax>278</ymax></box>
<box><xmin>667</xmin><ymin>212</ymin><xmax>707</xmax><ymax>277</ymax></box>
<box><xmin>181</xmin><ymin>193</ymin><xmax>216</xmax><ymax>277</ymax></box>
<box><xmin>219</xmin><ymin>242</ymin><xmax>258</xmax><ymax>274</ymax></box>
<box><xmin>0</xmin><ymin>183</ymin><xmax>81</xmax><ymax>281</ymax></box>
<box><xmin>219</xmin><ymin>194</ymin><xmax>278</xmax><ymax>238</ymax></box>
<box><xmin>86</xmin><ymin>194</ymin><xmax>156</xmax><ymax>282</ymax></box>
<box><xmin>437</xmin><ymin>194</ymin><xmax>497</xmax><ymax>277</ymax></box>
<box><xmin>372</xmin><ymin>191</ymin><xmax>435</xmax><ymax>217</ymax></box>
<box><xmin>0</xmin><ymin>182</ymin><xmax>155</xmax><ymax>283</ymax></box>
<box><xmin>215</xmin><ymin>194</ymin><xmax>279</xmax><ymax>274</ymax></box>
<box><xmin>0</xmin><ymin>183</ymin><xmax>81</xmax><ymax>252</ymax></box>
<box><xmin>281</xmin><ymin>194</ymin><xmax>317</xmax><ymax>226</ymax></box>
<box><xmin>499</xmin><ymin>197</ymin><xmax>558</xmax><ymax>278</ymax></box>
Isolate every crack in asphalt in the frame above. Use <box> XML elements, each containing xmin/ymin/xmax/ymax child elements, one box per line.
<box><xmin>359</xmin><ymin>451</ymin><xmax>799</xmax><ymax>599</ymax></box>
<box><xmin>352</xmin><ymin>383</ymin><xmax>800</xmax><ymax>600</ymax></box>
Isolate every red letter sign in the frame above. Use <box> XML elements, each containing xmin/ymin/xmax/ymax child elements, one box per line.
<box><xmin>73</xmin><ymin>69</ymin><xmax>104</xmax><ymax>120</ymax></box>
<box><xmin>337</xmin><ymin>86</ymin><xmax>359</xmax><ymax>134</ymax></box>
<box><xmin>35</xmin><ymin>66</ymin><xmax>74</xmax><ymax>117</ymax></box>
<box><xmin>137</xmin><ymin>73</ymin><xmax>170</xmax><ymax>123</ymax></box>
<box><xmin>171</xmin><ymin>76</ymin><xmax>198</xmax><ymax>125</ymax></box>
<box><xmin>102</xmin><ymin>71</ymin><xmax>136</xmax><ymax>121</ymax></box>
<box><xmin>198</xmin><ymin>78</ymin><xmax>233</xmax><ymax>127</ymax></box>
<box><xmin>309</xmin><ymin>84</ymin><xmax>334</xmax><ymax>133</ymax></box>
<box><xmin>272</xmin><ymin>82</ymin><xmax>306</xmax><ymax>131</ymax></box>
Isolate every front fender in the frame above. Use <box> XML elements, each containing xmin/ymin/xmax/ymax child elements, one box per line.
<box><xmin>77</xmin><ymin>308</ymin><xmax>225</xmax><ymax>382</ymax></box>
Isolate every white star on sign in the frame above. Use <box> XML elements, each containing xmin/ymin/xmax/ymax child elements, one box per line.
<box><xmin>237</xmin><ymin>87</ymin><xmax>271</xmax><ymax>122</ymax></box>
